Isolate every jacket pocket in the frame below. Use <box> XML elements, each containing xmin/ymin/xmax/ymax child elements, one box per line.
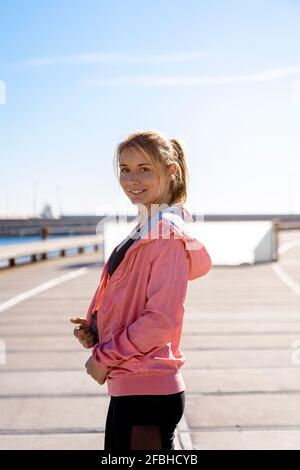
<box><xmin>141</xmin><ymin>344</ymin><xmax>185</xmax><ymax>373</ymax></box>
<box><xmin>108</xmin><ymin>355</ymin><xmax>144</xmax><ymax>376</ymax></box>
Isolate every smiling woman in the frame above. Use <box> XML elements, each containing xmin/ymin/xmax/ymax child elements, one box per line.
<box><xmin>77</xmin><ymin>129</ymin><xmax>211</xmax><ymax>451</ymax></box>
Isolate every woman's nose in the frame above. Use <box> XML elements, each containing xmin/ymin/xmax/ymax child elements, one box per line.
<box><xmin>128</xmin><ymin>174</ymin><xmax>141</xmax><ymax>183</ymax></box>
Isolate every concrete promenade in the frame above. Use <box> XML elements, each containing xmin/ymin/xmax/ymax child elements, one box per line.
<box><xmin>1</xmin><ymin>230</ymin><xmax>300</xmax><ymax>449</ymax></box>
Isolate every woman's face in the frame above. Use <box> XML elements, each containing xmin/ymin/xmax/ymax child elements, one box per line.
<box><xmin>119</xmin><ymin>147</ymin><xmax>174</xmax><ymax>216</ymax></box>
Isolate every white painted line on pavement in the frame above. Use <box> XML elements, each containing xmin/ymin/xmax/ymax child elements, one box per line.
<box><xmin>272</xmin><ymin>239</ymin><xmax>300</xmax><ymax>296</ymax></box>
<box><xmin>0</xmin><ymin>268</ymin><xmax>88</xmax><ymax>313</ymax></box>
<box><xmin>272</xmin><ymin>263</ymin><xmax>300</xmax><ymax>297</ymax></box>
<box><xmin>278</xmin><ymin>239</ymin><xmax>300</xmax><ymax>255</ymax></box>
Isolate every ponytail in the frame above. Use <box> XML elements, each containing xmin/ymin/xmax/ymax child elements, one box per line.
<box><xmin>169</xmin><ymin>138</ymin><xmax>189</xmax><ymax>205</ymax></box>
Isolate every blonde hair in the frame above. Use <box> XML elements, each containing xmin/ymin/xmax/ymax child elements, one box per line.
<box><xmin>113</xmin><ymin>129</ymin><xmax>189</xmax><ymax>206</ymax></box>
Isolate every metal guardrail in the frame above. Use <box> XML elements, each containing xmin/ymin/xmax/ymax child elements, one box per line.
<box><xmin>0</xmin><ymin>235</ymin><xmax>104</xmax><ymax>268</ymax></box>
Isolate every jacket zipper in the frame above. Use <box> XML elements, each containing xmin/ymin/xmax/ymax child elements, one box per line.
<box><xmin>93</xmin><ymin>237</ymin><xmax>149</xmax><ymax>345</ymax></box>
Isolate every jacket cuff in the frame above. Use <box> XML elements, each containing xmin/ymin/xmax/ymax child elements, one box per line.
<box><xmin>92</xmin><ymin>346</ymin><xmax>110</xmax><ymax>371</ymax></box>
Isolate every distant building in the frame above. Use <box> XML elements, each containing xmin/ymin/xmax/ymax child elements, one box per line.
<box><xmin>40</xmin><ymin>204</ymin><xmax>54</xmax><ymax>219</ymax></box>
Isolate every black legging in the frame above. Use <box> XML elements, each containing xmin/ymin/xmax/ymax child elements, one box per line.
<box><xmin>104</xmin><ymin>391</ymin><xmax>185</xmax><ymax>451</ymax></box>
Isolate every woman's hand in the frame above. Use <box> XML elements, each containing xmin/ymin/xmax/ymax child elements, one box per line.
<box><xmin>85</xmin><ymin>356</ymin><xmax>109</xmax><ymax>385</ymax></box>
<box><xmin>70</xmin><ymin>317</ymin><xmax>97</xmax><ymax>349</ymax></box>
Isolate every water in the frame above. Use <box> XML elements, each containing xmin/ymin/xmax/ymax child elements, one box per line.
<box><xmin>0</xmin><ymin>234</ymin><xmax>96</xmax><ymax>268</ymax></box>
<box><xmin>0</xmin><ymin>234</ymin><xmax>75</xmax><ymax>246</ymax></box>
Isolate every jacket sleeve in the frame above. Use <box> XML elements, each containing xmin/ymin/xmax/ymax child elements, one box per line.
<box><xmin>92</xmin><ymin>238</ymin><xmax>189</xmax><ymax>370</ymax></box>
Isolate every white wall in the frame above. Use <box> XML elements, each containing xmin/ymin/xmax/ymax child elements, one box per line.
<box><xmin>103</xmin><ymin>220</ymin><xmax>277</xmax><ymax>266</ymax></box>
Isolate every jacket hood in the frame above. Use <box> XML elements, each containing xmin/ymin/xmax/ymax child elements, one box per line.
<box><xmin>137</xmin><ymin>203</ymin><xmax>212</xmax><ymax>281</ymax></box>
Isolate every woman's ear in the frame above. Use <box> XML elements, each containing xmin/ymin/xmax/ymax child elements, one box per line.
<box><xmin>168</xmin><ymin>163</ymin><xmax>177</xmax><ymax>182</ymax></box>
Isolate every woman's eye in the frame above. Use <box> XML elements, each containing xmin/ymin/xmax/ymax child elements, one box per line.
<box><xmin>120</xmin><ymin>168</ymin><xmax>149</xmax><ymax>173</ymax></box>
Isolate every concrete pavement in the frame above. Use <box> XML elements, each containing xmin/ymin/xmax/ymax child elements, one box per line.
<box><xmin>1</xmin><ymin>230</ymin><xmax>300</xmax><ymax>449</ymax></box>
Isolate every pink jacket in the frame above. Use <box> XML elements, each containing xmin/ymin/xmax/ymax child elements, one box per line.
<box><xmin>85</xmin><ymin>204</ymin><xmax>212</xmax><ymax>396</ymax></box>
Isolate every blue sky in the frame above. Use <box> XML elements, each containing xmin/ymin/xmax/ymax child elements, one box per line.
<box><xmin>0</xmin><ymin>0</ymin><xmax>300</xmax><ymax>218</ymax></box>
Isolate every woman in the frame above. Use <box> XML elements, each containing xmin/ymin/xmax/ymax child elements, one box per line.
<box><xmin>71</xmin><ymin>130</ymin><xmax>212</xmax><ymax>451</ymax></box>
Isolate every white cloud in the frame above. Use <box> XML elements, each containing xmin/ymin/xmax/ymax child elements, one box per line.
<box><xmin>25</xmin><ymin>51</ymin><xmax>210</xmax><ymax>66</ymax></box>
<box><xmin>81</xmin><ymin>65</ymin><xmax>300</xmax><ymax>87</ymax></box>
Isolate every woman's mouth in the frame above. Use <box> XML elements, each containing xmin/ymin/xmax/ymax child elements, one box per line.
<box><xmin>129</xmin><ymin>189</ymin><xmax>146</xmax><ymax>196</ymax></box>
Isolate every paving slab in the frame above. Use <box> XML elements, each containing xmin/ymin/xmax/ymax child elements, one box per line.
<box><xmin>192</xmin><ymin>430</ymin><xmax>300</xmax><ymax>450</ymax></box>
<box><xmin>2</xmin><ymin>368</ymin><xmax>300</xmax><ymax>397</ymax></box>
<box><xmin>185</xmin><ymin>394</ymin><xmax>300</xmax><ymax>428</ymax></box>
<box><xmin>183</xmin><ymin>349</ymin><xmax>296</xmax><ymax>368</ymax></box>
<box><xmin>0</xmin><ymin>433</ymin><xmax>104</xmax><ymax>450</ymax></box>
<box><xmin>3</xmin><ymin>334</ymin><xmax>300</xmax><ymax>352</ymax></box>
<box><xmin>0</xmin><ymin>370</ymin><xmax>105</xmax><ymax>396</ymax></box>
<box><xmin>0</xmin><ymin>396</ymin><xmax>109</xmax><ymax>431</ymax></box>
<box><xmin>1</xmin><ymin>350</ymin><xmax>90</xmax><ymax>370</ymax></box>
